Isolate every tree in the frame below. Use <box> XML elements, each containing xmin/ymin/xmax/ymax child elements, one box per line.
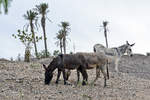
<box><xmin>23</xmin><ymin>10</ymin><xmax>39</xmax><ymax>58</ymax></box>
<box><xmin>38</xmin><ymin>50</ymin><xmax>51</xmax><ymax>58</ymax></box>
<box><xmin>0</xmin><ymin>0</ymin><xmax>12</xmax><ymax>14</ymax></box>
<box><xmin>12</xmin><ymin>29</ymin><xmax>42</xmax><ymax>62</ymax></box>
<box><xmin>53</xmin><ymin>50</ymin><xmax>60</xmax><ymax>57</ymax></box>
<box><xmin>12</xmin><ymin>29</ymin><xmax>33</xmax><ymax>62</ymax></box>
<box><xmin>55</xmin><ymin>30</ymin><xmax>63</xmax><ymax>54</ymax></box>
<box><xmin>35</xmin><ymin>3</ymin><xmax>49</xmax><ymax>57</ymax></box>
<box><xmin>59</xmin><ymin>21</ymin><xmax>70</xmax><ymax>54</ymax></box>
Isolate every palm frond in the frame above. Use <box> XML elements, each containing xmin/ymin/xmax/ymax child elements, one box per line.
<box><xmin>34</xmin><ymin>18</ymin><xmax>40</xmax><ymax>31</ymax></box>
<box><xmin>23</xmin><ymin>24</ymin><xmax>30</xmax><ymax>32</ymax></box>
<box><xmin>35</xmin><ymin>3</ymin><xmax>49</xmax><ymax>15</ymax></box>
<box><xmin>23</xmin><ymin>10</ymin><xmax>38</xmax><ymax>21</ymax></box>
<box><xmin>0</xmin><ymin>0</ymin><xmax>12</xmax><ymax>14</ymax></box>
<box><xmin>103</xmin><ymin>21</ymin><xmax>109</xmax><ymax>27</ymax></box>
<box><xmin>46</xmin><ymin>16</ymin><xmax>52</xmax><ymax>23</ymax></box>
<box><xmin>23</xmin><ymin>10</ymin><xmax>39</xmax><ymax>32</ymax></box>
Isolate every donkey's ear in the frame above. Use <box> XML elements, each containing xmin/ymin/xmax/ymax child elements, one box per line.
<box><xmin>58</xmin><ymin>54</ymin><xmax>63</xmax><ymax>58</ymax></box>
<box><xmin>130</xmin><ymin>43</ymin><xmax>135</xmax><ymax>47</ymax></box>
<box><xmin>126</xmin><ymin>41</ymin><xmax>130</xmax><ymax>45</ymax></box>
<box><xmin>43</xmin><ymin>64</ymin><xmax>47</xmax><ymax>70</ymax></box>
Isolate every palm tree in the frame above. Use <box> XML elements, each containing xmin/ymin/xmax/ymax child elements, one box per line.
<box><xmin>55</xmin><ymin>30</ymin><xmax>63</xmax><ymax>54</ymax></box>
<box><xmin>102</xmin><ymin>21</ymin><xmax>109</xmax><ymax>79</ymax></box>
<box><xmin>35</xmin><ymin>3</ymin><xmax>49</xmax><ymax>57</ymax></box>
<box><xmin>0</xmin><ymin>0</ymin><xmax>12</xmax><ymax>14</ymax></box>
<box><xmin>59</xmin><ymin>21</ymin><xmax>70</xmax><ymax>54</ymax></box>
<box><xmin>23</xmin><ymin>10</ymin><xmax>39</xmax><ymax>58</ymax></box>
<box><xmin>99</xmin><ymin>21</ymin><xmax>109</xmax><ymax>79</ymax></box>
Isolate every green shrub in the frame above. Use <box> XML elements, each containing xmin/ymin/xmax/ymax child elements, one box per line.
<box><xmin>38</xmin><ymin>50</ymin><xmax>51</xmax><ymax>58</ymax></box>
<box><xmin>53</xmin><ymin>50</ymin><xmax>60</xmax><ymax>57</ymax></box>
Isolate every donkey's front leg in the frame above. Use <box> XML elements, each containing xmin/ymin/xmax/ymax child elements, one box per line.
<box><xmin>62</xmin><ymin>69</ymin><xmax>71</xmax><ymax>85</ymax></box>
<box><xmin>55</xmin><ymin>69</ymin><xmax>61</xmax><ymax>84</ymax></box>
<box><xmin>80</xmin><ymin>67</ymin><xmax>88</xmax><ymax>85</ymax></box>
<box><xmin>115</xmin><ymin>58</ymin><xmax>120</xmax><ymax>72</ymax></box>
<box><xmin>62</xmin><ymin>69</ymin><xmax>67</xmax><ymax>85</ymax></box>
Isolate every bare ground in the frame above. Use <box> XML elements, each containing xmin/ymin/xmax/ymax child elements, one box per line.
<box><xmin>0</xmin><ymin>54</ymin><xmax>150</xmax><ymax>100</ymax></box>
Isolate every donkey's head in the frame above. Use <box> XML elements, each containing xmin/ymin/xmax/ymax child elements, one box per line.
<box><xmin>43</xmin><ymin>64</ymin><xmax>53</xmax><ymax>85</ymax></box>
<box><xmin>125</xmin><ymin>41</ymin><xmax>135</xmax><ymax>56</ymax></box>
<box><xmin>43</xmin><ymin>56</ymin><xmax>62</xmax><ymax>85</ymax></box>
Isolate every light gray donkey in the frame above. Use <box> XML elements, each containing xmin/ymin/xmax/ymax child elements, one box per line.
<box><xmin>93</xmin><ymin>41</ymin><xmax>135</xmax><ymax>72</ymax></box>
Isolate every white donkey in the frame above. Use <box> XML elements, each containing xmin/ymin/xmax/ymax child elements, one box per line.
<box><xmin>93</xmin><ymin>41</ymin><xmax>135</xmax><ymax>72</ymax></box>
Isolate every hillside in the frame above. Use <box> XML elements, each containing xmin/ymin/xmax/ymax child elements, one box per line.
<box><xmin>0</xmin><ymin>54</ymin><xmax>150</xmax><ymax>100</ymax></box>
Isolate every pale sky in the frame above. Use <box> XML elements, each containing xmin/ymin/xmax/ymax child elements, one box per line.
<box><xmin>0</xmin><ymin>0</ymin><xmax>150</xmax><ymax>59</ymax></box>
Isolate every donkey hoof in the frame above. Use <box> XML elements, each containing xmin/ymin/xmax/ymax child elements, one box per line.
<box><xmin>56</xmin><ymin>79</ymin><xmax>61</xmax><ymax>84</ymax></box>
<box><xmin>55</xmin><ymin>81</ymin><xmax>58</xmax><ymax>84</ymax></box>
<box><xmin>82</xmin><ymin>81</ymin><xmax>87</xmax><ymax>86</ymax></box>
<box><xmin>104</xmin><ymin>84</ymin><xmax>107</xmax><ymax>88</ymax></box>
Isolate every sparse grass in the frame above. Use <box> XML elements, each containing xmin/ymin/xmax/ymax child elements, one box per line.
<box><xmin>30</xmin><ymin>63</ymin><xmax>41</xmax><ymax>68</ymax></box>
<box><xmin>19</xmin><ymin>90</ymin><xmax>24</xmax><ymax>100</ymax></box>
<box><xmin>76</xmin><ymin>81</ymin><xmax>82</xmax><ymax>87</ymax></box>
<box><xmin>82</xmin><ymin>94</ymin><xmax>92</xmax><ymax>100</ymax></box>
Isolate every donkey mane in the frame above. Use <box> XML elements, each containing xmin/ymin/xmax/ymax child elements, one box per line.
<box><xmin>77</xmin><ymin>52</ymin><xmax>107</xmax><ymax>57</ymax></box>
<box><xmin>117</xmin><ymin>44</ymin><xmax>128</xmax><ymax>55</ymax></box>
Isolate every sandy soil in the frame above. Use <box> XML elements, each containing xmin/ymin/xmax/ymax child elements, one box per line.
<box><xmin>0</xmin><ymin>54</ymin><xmax>150</xmax><ymax>100</ymax></box>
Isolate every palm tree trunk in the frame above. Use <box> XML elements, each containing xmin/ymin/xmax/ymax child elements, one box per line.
<box><xmin>41</xmin><ymin>17</ymin><xmax>48</xmax><ymax>57</ymax></box>
<box><xmin>104</xmin><ymin>27</ymin><xmax>108</xmax><ymax>48</ymax></box>
<box><xmin>63</xmin><ymin>36</ymin><xmax>66</xmax><ymax>54</ymax></box>
<box><xmin>32</xmin><ymin>32</ymin><xmax>38</xmax><ymax>58</ymax></box>
<box><xmin>30</xmin><ymin>21</ymin><xmax>38</xmax><ymax>58</ymax></box>
<box><xmin>104</xmin><ymin>25</ymin><xmax>109</xmax><ymax>79</ymax></box>
<box><xmin>60</xmin><ymin>40</ymin><xmax>63</xmax><ymax>54</ymax></box>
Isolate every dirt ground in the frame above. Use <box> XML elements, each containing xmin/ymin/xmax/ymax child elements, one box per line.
<box><xmin>0</xmin><ymin>54</ymin><xmax>150</xmax><ymax>100</ymax></box>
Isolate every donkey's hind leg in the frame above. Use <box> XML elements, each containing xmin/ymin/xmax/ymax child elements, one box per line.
<box><xmin>76</xmin><ymin>69</ymin><xmax>80</xmax><ymax>84</ymax></box>
<box><xmin>91</xmin><ymin>65</ymin><xmax>100</xmax><ymax>85</ymax></box>
<box><xmin>106</xmin><ymin>61</ymin><xmax>109</xmax><ymax>79</ymax></box>
<box><xmin>100</xmin><ymin>64</ymin><xmax>107</xmax><ymax>87</ymax></box>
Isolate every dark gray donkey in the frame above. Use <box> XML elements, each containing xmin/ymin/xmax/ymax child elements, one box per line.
<box><xmin>43</xmin><ymin>54</ymin><xmax>88</xmax><ymax>85</ymax></box>
<box><xmin>76</xmin><ymin>52</ymin><xmax>113</xmax><ymax>87</ymax></box>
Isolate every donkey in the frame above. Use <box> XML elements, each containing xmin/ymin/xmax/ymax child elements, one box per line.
<box><xmin>75</xmin><ymin>52</ymin><xmax>113</xmax><ymax>87</ymax></box>
<box><xmin>93</xmin><ymin>41</ymin><xmax>135</xmax><ymax>72</ymax></box>
<box><xmin>43</xmin><ymin>54</ymin><xmax>88</xmax><ymax>85</ymax></box>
